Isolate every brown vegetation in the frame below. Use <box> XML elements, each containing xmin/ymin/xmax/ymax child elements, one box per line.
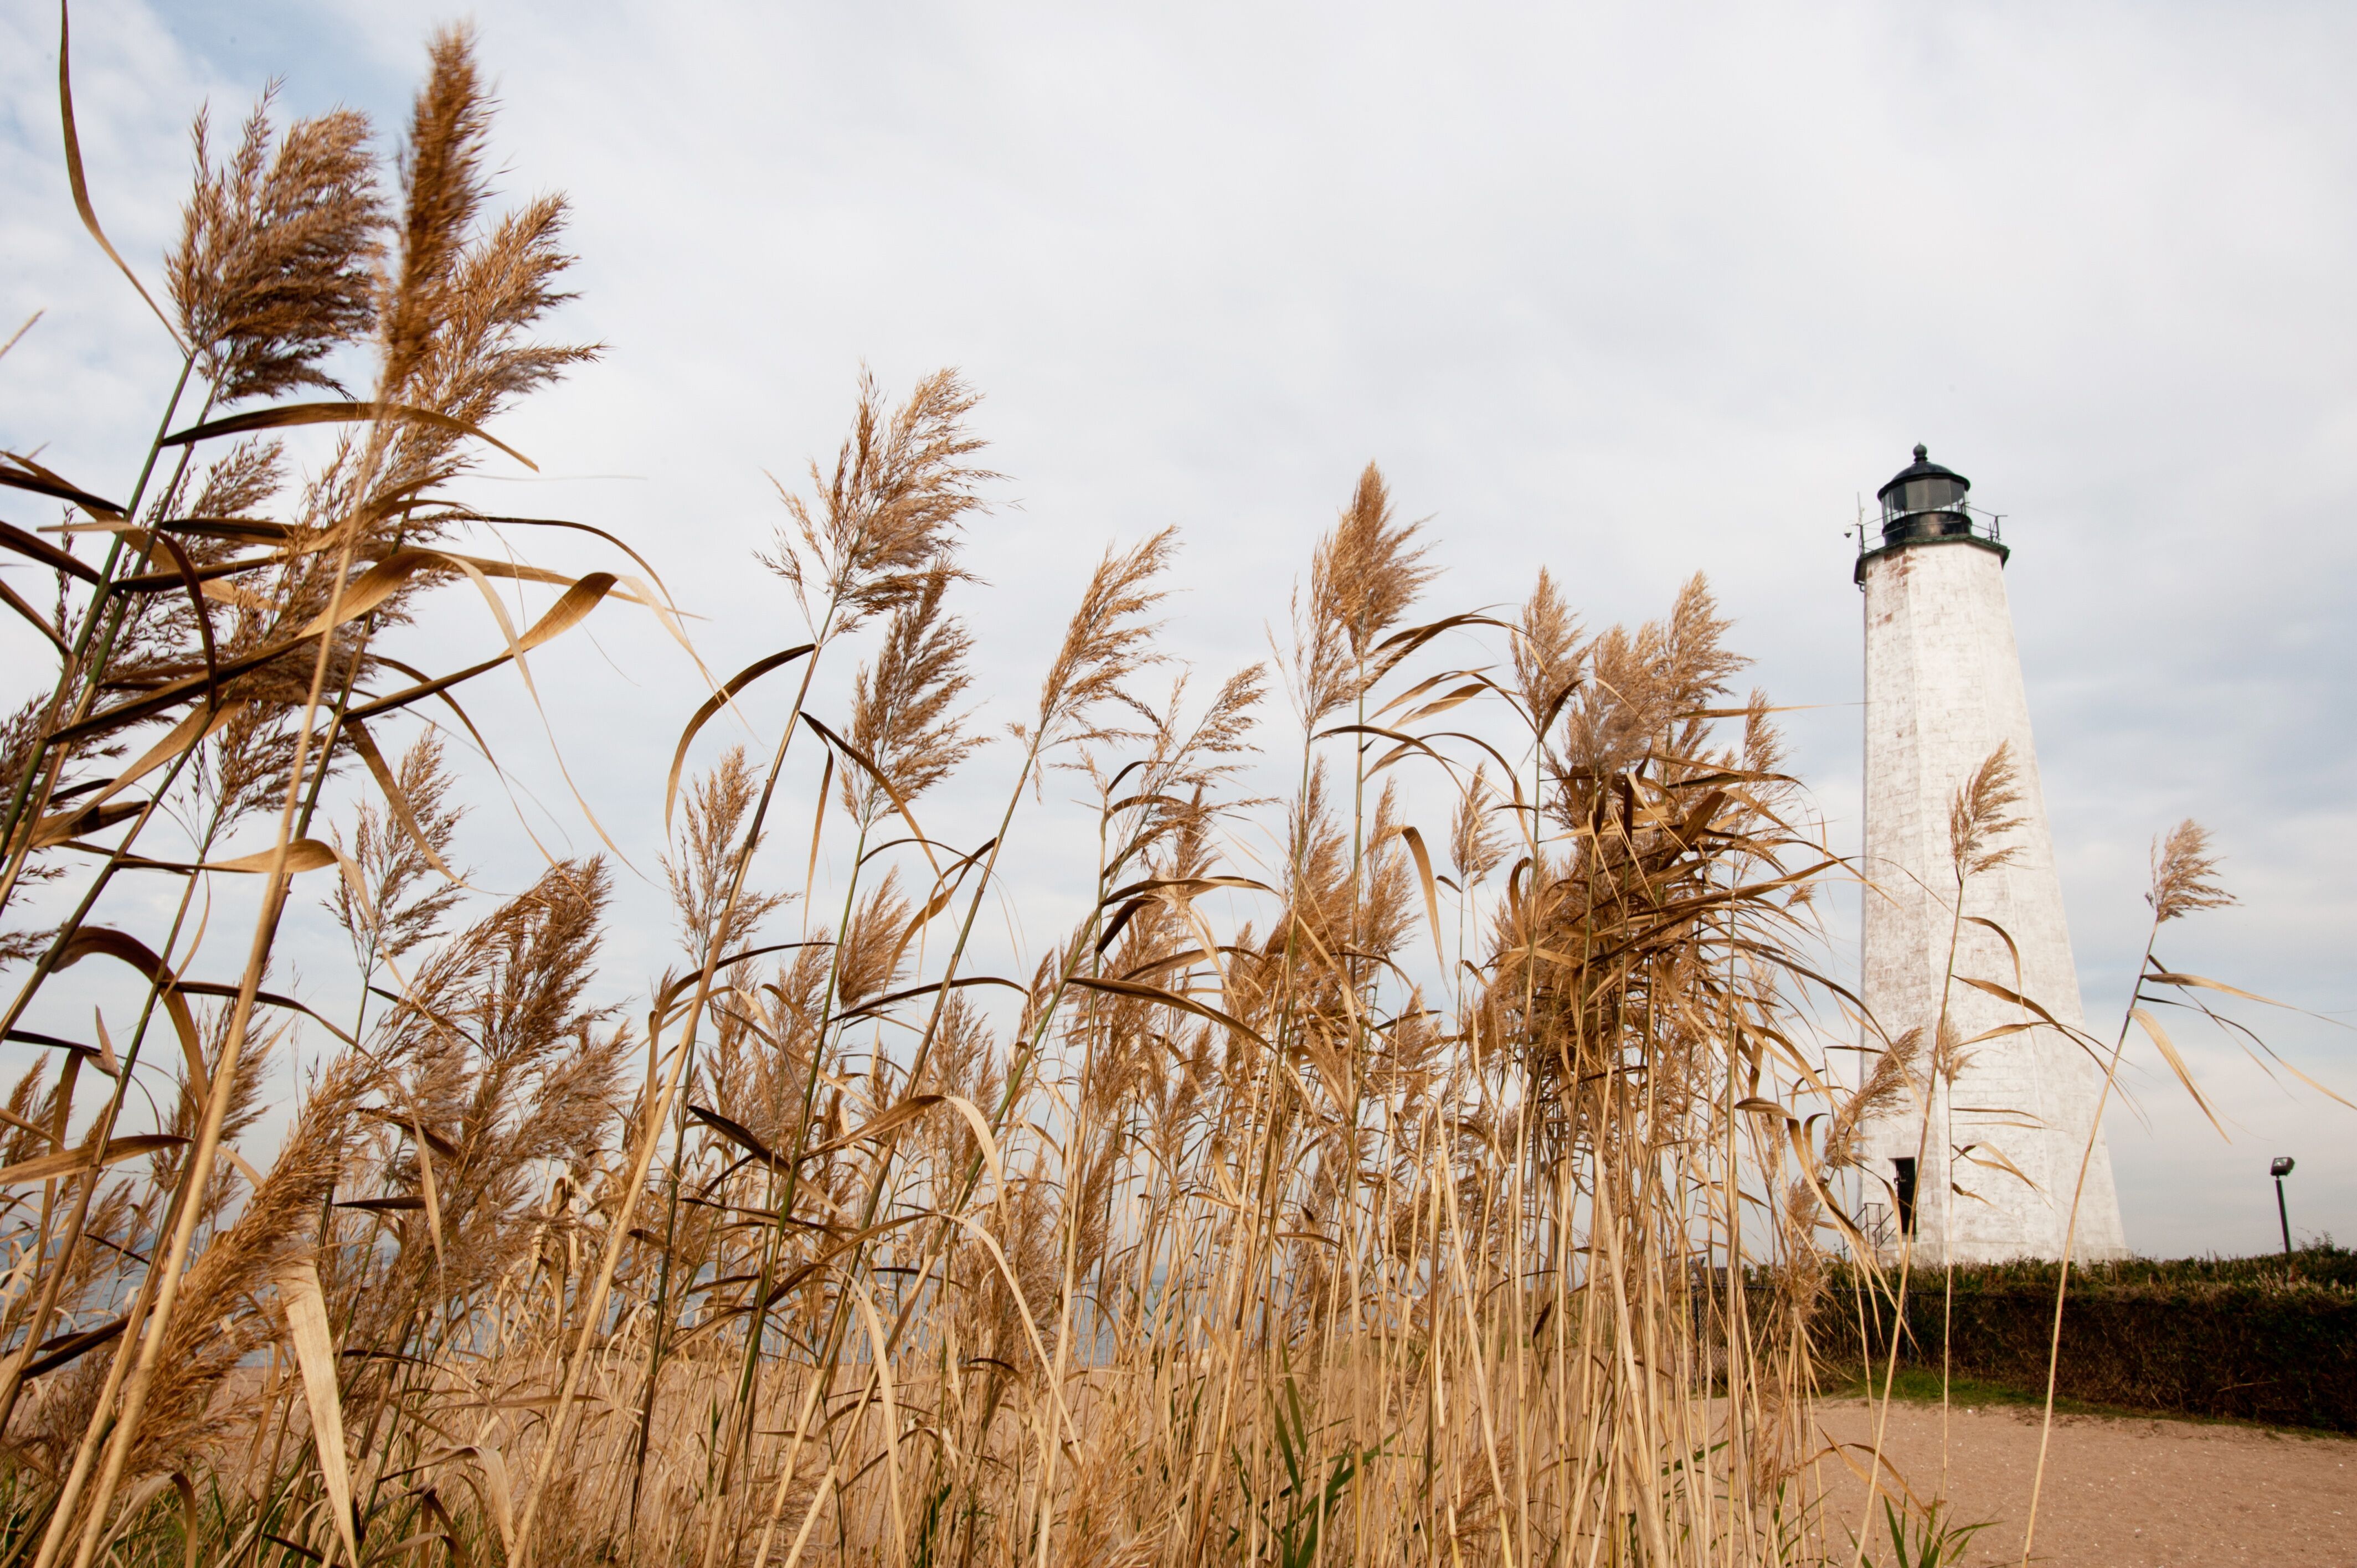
<box><xmin>0</xmin><ymin>19</ymin><xmax>2289</xmax><ymax>1568</ymax></box>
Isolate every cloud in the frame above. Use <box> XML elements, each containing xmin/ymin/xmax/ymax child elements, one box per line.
<box><xmin>3</xmin><ymin>0</ymin><xmax>2350</xmax><ymax>1255</ymax></box>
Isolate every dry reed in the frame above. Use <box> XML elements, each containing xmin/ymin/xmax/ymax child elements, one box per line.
<box><xmin>0</xmin><ymin>19</ymin><xmax>2309</xmax><ymax>1568</ymax></box>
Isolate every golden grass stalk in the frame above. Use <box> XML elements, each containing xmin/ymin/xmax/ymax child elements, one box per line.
<box><xmin>2015</xmin><ymin>820</ymin><xmax>2237</xmax><ymax>1566</ymax></box>
<box><xmin>6</xmin><ymin>25</ymin><xmax>2325</xmax><ymax>1568</ymax></box>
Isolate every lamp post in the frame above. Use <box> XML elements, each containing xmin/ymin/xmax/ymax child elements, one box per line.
<box><xmin>2271</xmin><ymin>1157</ymin><xmax>2296</xmax><ymax>1257</ymax></box>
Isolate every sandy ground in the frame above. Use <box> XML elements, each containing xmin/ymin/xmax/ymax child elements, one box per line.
<box><xmin>1811</xmin><ymin>1399</ymin><xmax>2357</xmax><ymax>1566</ymax></box>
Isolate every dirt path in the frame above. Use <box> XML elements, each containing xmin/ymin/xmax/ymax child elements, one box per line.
<box><xmin>1812</xmin><ymin>1399</ymin><xmax>2356</xmax><ymax>1566</ymax></box>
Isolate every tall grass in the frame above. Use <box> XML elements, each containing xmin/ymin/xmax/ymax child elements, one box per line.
<box><xmin>0</xmin><ymin>20</ymin><xmax>2303</xmax><ymax>1568</ymax></box>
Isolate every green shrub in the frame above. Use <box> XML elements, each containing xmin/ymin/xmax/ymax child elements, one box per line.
<box><xmin>1814</xmin><ymin>1245</ymin><xmax>2357</xmax><ymax>1432</ymax></box>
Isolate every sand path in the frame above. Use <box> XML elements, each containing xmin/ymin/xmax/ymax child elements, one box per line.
<box><xmin>1810</xmin><ymin>1399</ymin><xmax>2356</xmax><ymax>1566</ymax></box>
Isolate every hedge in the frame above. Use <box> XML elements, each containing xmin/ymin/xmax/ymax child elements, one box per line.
<box><xmin>1810</xmin><ymin>1245</ymin><xmax>2357</xmax><ymax>1432</ymax></box>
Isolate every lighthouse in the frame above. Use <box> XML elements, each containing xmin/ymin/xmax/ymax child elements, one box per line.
<box><xmin>1856</xmin><ymin>446</ymin><xmax>2128</xmax><ymax>1263</ymax></box>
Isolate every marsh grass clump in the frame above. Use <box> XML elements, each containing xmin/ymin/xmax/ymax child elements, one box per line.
<box><xmin>0</xmin><ymin>19</ymin><xmax>2314</xmax><ymax>1568</ymax></box>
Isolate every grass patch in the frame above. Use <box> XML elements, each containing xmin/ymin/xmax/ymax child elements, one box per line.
<box><xmin>1824</xmin><ymin>1363</ymin><xmax>2140</xmax><ymax>1421</ymax></box>
<box><xmin>1820</xmin><ymin>1361</ymin><xmax>2357</xmax><ymax>1438</ymax></box>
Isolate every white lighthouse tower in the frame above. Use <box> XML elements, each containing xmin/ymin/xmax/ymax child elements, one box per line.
<box><xmin>1857</xmin><ymin>446</ymin><xmax>2128</xmax><ymax>1263</ymax></box>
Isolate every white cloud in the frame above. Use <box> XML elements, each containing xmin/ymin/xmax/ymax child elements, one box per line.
<box><xmin>3</xmin><ymin>0</ymin><xmax>2350</xmax><ymax>1256</ymax></box>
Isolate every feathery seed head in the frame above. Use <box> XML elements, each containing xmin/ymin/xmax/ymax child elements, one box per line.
<box><xmin>1513</xmin><ymin>568</ymin><xmax>1582</xmax><ymax>737</ymax></box>
<box><xmin>765</xmin><ymin>368</ymin><xmax>997</xmax><ymax>637</ymax></box>
<box><xmin>1949</xmin><ymin>740</ymin><xmax>2027</xmax><ymax>881</ymax></box>
<box><xmin>2148</xmin><ymin>818</ymin><xmax>2235</xmax><ymax>924</ymax></box>
<box><xmin>382</xmin><ymin>26</ymin><xmax>493</xmax><ymax>398</ymax></box>
<box><xmin>170</xmin><ymin>92</ymin><xmax>385</xmax><ymax>404</ymax></box>
<box><xmin>844</xmin><ymin>562</ymin><xmax>986</xmax><ymax>822</ymax></box>
<box><xmin>1316</xmin><ymin>462</ymin><xmax>1434</xmax><ymax>661</ymax></box>
<box><xmin>1029</xmin><ymin>527</ymin><xmax>1178</xmax><ymax>752</ymax></box>
<box><xmin>1449</xmin><ymin>764</ymin><xmax>1507</xmax><ymax>886</ymax></box>
<box><xmin>665</xmin><ymin>745</ymin><xmax>793</xmax><ymax>965</ymax></box>
<box><xmin>1291</xmin><ymin>463</ymin><xmax>1437</xmax><ymax>723</ymax></box>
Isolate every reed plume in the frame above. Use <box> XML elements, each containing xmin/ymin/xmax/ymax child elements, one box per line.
<box><xmin>1316</xmin><ymin>462</ymin><xmax>1433</xmax><ymax>658</ymax></box>
<box><xmin>663</xmin><ymin>745</ymin><xmax>792</xmax><ymax>967</ymax></box>
<box><xmin>326</xmin><ymin>728</ymin><xmax>466</xmax><ymax>972</ymax></box>
<box><xmin>379</xmin><ymin>26</ymin><xmax>493</xmax><ymax>399</ymax></box>
<box><xmin>168</xmin><ymin>93</ymin><xmax>384</xmax><ymax>405</ymax></box>
<box><xmin>130</xmin><ymin>1046</ymin><xmax>370</xmax><ymax>1478</ymax></box>
<box><xmin>841</xmin><ymin>564</ymin><xmax>984</xmax><ymax>822</ymax></box>
<box><xmin>5</xmin><ymin>26</ymin><xmax>2309</xmax><ymax>1568</ymax></box>
<box><xmin>1949</xmin><ymin>738</ymin><xmax>2026</xmax><ymax>880</ymax></box>
<box><xmin>1513</xmin><ymin>565</ymin><xmax>1582</xmax><ymax>738</ymax></box>
<box><xmin>1448</xmin><ymin>762</ymin><xmax>1507</xmax><ymax>886</ymax></box>
<box><xmin>764</xmin><ymin>368</ymin><xmax>996</xmax><ymax>636</ymax></box>
<box><xmin>2148</xmin><ymin>818</ymin><xmax>2235</xmax><ymax>923</ymax></box>
<box><xmin>1290</xmin><ymin>462</ymin><xmax>1433</xmax><ymax>725</ymax></box>
<box><xmin>1024</xmin><ymin>526</ymin><xmax>1179</xmax><ymax>751</ymax></box>
<box><xmin>1825</xmin><ymin>1026</ymin><xmax>1926</xmax><ymax>1170</ymax></box>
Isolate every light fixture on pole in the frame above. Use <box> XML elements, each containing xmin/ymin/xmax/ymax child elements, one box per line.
<box><xmin>2270</xmin><ymin>1157</ymin><xmax>2296</xmax><ymax>1257</ymax></box>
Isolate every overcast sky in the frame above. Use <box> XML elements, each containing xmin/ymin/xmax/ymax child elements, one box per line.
<box><xmin>3</xmin><ymin>1</ymin><xmax>2353</xmax><ymax>1257</ymax></box>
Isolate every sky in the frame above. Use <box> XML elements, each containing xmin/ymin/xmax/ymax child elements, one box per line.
<box><xmin>2</xmin><ymin>1</ymin><xmax>2353</xmax><ymax>1257</ymax></box>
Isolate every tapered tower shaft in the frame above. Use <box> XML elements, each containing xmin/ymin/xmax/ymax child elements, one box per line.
<box><xmin>1857</xmin><ymin>447</ymin><xmax>2127</xmax><ymax>1263</ymax></box>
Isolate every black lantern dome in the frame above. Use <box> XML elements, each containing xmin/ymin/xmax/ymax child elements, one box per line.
<box><xmin>1875</xmin><ymin>443</ymin><xmax>1972</xmax><ymax>545</ymax></box>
